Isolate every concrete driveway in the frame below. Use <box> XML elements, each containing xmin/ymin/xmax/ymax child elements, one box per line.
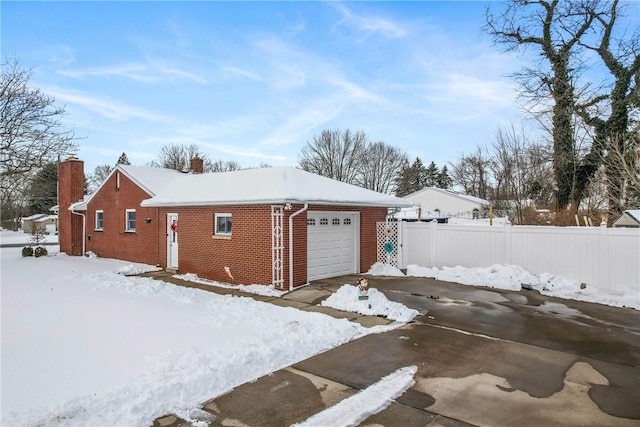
<box><xmin>154</xmin><ymin>273</ymin><xmax>640</xmax><ymax>427</ymax></box>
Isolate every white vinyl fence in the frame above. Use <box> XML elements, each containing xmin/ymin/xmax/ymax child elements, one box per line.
<box><xmin>379</xmin><ymin>222</ymin><xmax>640</xmax><ymax>294</ymax></box>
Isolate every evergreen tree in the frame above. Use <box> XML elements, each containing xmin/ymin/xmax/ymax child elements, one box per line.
<box><xmin>117</xmin><ymin>152</ymin><xmax>131</xmax><ymax>165</ymax></box>
<box><xmin>409</xmin><ymin>157</ymin><xmax>428</xmax><ymax>191</ymax></box>
<box><xmin>437</xmin><ymin>165</ymin><xmax>453</xmax><ymax>189</ymax></box>
<box><xmin>395</xmin><ymin>157</ymin><xmax>430</xmax><ymax>197</ymax></box>
<box><xmin>425</xmin><ymin>161</ymin><xmax>440</xmax><ymax>187</ymax></box>
<box><xmin>27</xmin><ymin>162</ymin><xmax>58</xmax><ymax>214</ymax></box>
<box><xmin>394</xmin><ymin>159</ymin><xmax>413</xmax><ymax>197</ymax></box>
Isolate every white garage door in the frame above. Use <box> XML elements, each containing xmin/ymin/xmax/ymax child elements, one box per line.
<box><xmin>307</xmin><ymin>211</ymin><xmax>359</xmax><ymax>281</ymax></box>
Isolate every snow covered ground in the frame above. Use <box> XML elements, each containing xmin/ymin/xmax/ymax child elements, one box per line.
<box><xmin>2</xmin><ymin>243</ymin><xmax>405</xmax><ymax>426</ymax></box>
<box><xmin>367</xmin><ymin>262</ymin><xmax>639</xmax><ymax>309</ymax></box>
<box><xmin>0</xmin><ymin>228</ymin><xmax>59</xmax><ymax>245</ymax></box>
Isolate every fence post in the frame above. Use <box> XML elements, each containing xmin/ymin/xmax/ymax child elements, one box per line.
<box><xmin>429</xmin><ymin>220</ymin><xmax>438</xmax><ymax>267</ymax></box>
<box><xmin>397</xmin><ymin>221</ymin><xmax>404</xmax><ymax>268</ymax></box>
<box><xmin>505</xmin><ymin>224</ymin><xmax>512</xmax><ymax>265</ymax></box>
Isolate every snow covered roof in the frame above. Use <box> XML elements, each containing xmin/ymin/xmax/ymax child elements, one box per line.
<box><xmin>614</xmin><ymin>209</ymin><xmax>640</xmax><ymax>226</ymax></box>
<box><xmin>109</xmin><ymin>165</ymin><xmax>412</xmax><ymax>208</ymax></box>
<box><xmin>21</xmin><ymin>214</ymin><xmax>47</xmax><ymax>221</ymax></box>
<box><xmin>625</xmin><ymin>210</ymin><xmax>640</xmax><ymax>222</ymax></box>
<box><xmin>405</xmin><ymin>186</ymin><xmax>490</xmax><ymax>206</ymax></box>
<box><xmin>35</xmin><ymin>215</ymin><xmax>58</xmax><ymax>222</ymax></box>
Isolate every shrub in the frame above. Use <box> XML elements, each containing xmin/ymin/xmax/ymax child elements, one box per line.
<box><xmin>34</xmin><ymin>246</ymin><xmax>48</xmax><ymax>257</ymax></box>
<box><xmin>22</xmin><ymin>246</ymin><xmax>34</xmax><ymax>257</ymax></box>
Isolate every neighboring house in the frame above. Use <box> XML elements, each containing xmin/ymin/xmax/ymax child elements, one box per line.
<box><xmin>58</xmin><ymin>157</ymin><xmax>411</xmax><ymax>290</ymax></box>
<box><xmin>403</xmin><ymin>187</ymin><xmax>490</xmax><ymax>219</ymax></box>
<box><xmin>21</xmin><ymin>214</ymin><xmax>46</xmax><ymax>233</ymax></box>
<box><xmin>35</xmin><ymin>215</ymin><xmax>58</xmax><ymax>234</ymax></box>
<box><xmin>613</xmin><ymin>210</ymin><xmax>640</xmax><ymax>228</ymax></box>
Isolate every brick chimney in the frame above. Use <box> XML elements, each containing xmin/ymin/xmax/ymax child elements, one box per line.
<box><xmin>190</xmin><ymin>156</ymin><xmax>204</xmax><ymax>174</ymax></box>
<box><xmin>58</xmin><ymin>157</ymin><xmax>85</xmax><ymax>256</ymax></box>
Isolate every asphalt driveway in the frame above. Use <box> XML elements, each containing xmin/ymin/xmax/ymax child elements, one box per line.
<box><xmin>153</xmin><ymin>273</ymin><xmax>640</xmax><ymax>427</ymax></box>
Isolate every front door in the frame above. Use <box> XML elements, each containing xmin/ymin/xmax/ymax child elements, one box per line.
<box><xmin>167</xmin><ymin>213</ymin><xmax>178</xmax><ymax>270</ymax></box>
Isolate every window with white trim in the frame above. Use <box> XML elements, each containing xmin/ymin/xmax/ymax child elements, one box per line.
<box><xmin>215</xmin><ymin>213</ymin><xmax>232</xmax><ymax>236</ymax></box>
<box><xmin>125</xmin><ymin>209</ymin><xmax>136</xmax><ymax>232</ymax></box>
<box><xmin>95</xmin><ymin>210</ymin><xmax>104</xmax><ymax>231</ymax></box>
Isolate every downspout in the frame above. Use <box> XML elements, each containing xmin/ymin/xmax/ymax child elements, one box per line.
<box><xmin>71</xmin><ymin>210</ymin><xmax>86</xmax><ymax>256</ymax></box>
<box><xmin>288</xmin><ymin>203</ymin><xmax>308</xmax><ymax>291</ymax></box>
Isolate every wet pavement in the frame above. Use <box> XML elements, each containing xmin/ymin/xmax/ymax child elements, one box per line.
<box><xmin>148</xmin><ymin>272</ymin><xmax>640</xmax><ymax>427</ymax></box>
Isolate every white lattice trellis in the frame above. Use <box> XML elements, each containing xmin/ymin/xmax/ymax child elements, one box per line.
<box><xmin>271</xmin><ymin>206</ymin><xmax>284</xmax><ymax>289</ymax></box>
<box><xmin>376</xmin><ymin>221</ymin><xmax>399</xmax><ymax>267</ymax></box>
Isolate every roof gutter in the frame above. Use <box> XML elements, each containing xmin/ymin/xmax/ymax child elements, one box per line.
<box><xmin>288</xmin><ymin>203</ymin><xmax>308</xmax><ymax>291</ymax></box>
<box><xmin>141</xmin><ymin>199</ymin><xmax>412</xmax><ymax>208</ymax></box>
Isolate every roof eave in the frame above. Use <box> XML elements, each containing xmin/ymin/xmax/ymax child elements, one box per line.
<box><xmin>140</xmin><ymin>198</ymin><xmax>412</xmax><ymax>208</ymax></box>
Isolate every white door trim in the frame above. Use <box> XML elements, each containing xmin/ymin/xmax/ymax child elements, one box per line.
<box><xmin>167</xmin><ymin>213</ymin><xmax>179</xmax><ymax>270</ymax></box>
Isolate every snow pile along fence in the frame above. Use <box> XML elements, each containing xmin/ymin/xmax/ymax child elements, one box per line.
<box><xmin>381</xmin><ymin>221</ymin><xmax>640</xmax><ymax>297</ymax></box>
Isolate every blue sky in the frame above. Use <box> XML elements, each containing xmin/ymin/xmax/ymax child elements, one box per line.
<box><xmin>4</xmin><ymin>1</ymin><xmax>535</xmax><ymax>173</ymax></box>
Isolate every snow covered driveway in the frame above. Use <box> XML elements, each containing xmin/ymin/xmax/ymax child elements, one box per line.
<box><xmin>0</xmin><ymin>247</ymin><xmax>367</xmax><ymax>426</ymax></box>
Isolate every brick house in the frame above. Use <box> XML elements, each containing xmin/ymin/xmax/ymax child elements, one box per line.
<box><xmin>58</xmin><ymin>157</ymin><xmax>410</xmax><ymax>290</ymax></box>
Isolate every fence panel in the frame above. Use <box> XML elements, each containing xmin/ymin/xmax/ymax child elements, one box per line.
<box><xmin>393</xmin><ymin>221</ymin><xmax>640</xmax><ymax>295</ymax></box>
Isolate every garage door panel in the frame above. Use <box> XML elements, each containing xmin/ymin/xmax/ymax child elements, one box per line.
<box><xmin>307</xmin><ymin>212</ymin><xmax>358</xmax><ymax>281</ymax></box>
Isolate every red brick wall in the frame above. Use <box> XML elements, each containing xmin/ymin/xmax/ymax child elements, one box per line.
<box><xmin>161</xmin><ymin>205</ymin><xmax>274</xmax><ymax>286</ymax></box>
<box><xmin>86</xmin><ymin>171</ymin><xmax>161</xmax><ymax>265</ymax></box>
<box><xmin>58</xmin><ymin>158</ymin><xmax>85</xmax><ymax>256</ymax></box>
<box><xmin>168</xmin><ymin>204</ymin><xmax>387</xmax><ymax>289</ymax></box>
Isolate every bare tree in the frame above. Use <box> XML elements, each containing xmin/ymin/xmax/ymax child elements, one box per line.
<box><xmin>485</xmin><ymin>1</ymin><xmax>599</xmax><ymax>210</ymax></box>
<box><xmin>298</xmin><ymin>129</ymin><xmax>367</xmax><ymax>184</ymax></box>
<box><xmin>601</xmin><ymin>130</ymin><xmax>640</xmax><ymax>211</ymax></box>
<box><xmin>573</xmin><ymin>0</ymin><xmax>640</xmax><ymax>221</ymax></box>
<box><xmin>0</xmin><ymin>173</ymin><xmax>28</xmax><ymax>230</ymax></box>
<box><xmin>359</xmin><ymin>142</ymin><xmax>407</xmax><ymax>194</ymax></box>
<box><xmin>89</xmin><ymin>164</ymin><xmax>113</xmax><ymax>193</ymax></box>
<box><xmin>1</xmin><ymin>58</ymin><xmax>77</xmax><ymax>179</ymax></box>
<box><xmin>486</xmin><ymin>1</ymin><xmax>639</xmax><ymax>220</ymax></box>
<box><xmin>210</xmin><ymin>159</ymin><xmax>241</xmax><ymax>172</ymax></box>
<box><xmin>1</xmin><ymin>59</ymin><xmax>76</xmax><ymax>228</ymax></box>
<box><xmin>450</xmin><ymin>146</ymin><xmax>492</xmax><ymax>200</ymax></box>
<box><xmin>490</xmin><ymin>125</ymin><xmax>552</xmax><ymax>224</ymax></box>
<box><xmin>151</xmin><ymin>143</ymin><xmax>234</xmax><ymax>173</ymax></box>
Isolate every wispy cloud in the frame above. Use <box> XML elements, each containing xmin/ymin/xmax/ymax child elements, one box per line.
<box><xmin>58</xmin><ymin>63</ymin><xmax>155</xmax><ymax>83</ymax></box>
<box><xmin>332</xmin><ymin>3</ymin><xmax>408</xmax><ymax>40</ymax></box>
<box><xmin>46</xmin><ymin>87</ymin><xmax>167</xmax><ymax>122</ymax></box>
<box><xmin>58</xmin><ymin>58</ymin><xmax>207</xmax><ymax>84</ymax></box>
<box><xmin>220</xmin><ymin>66</ymin><xmax>264</xmax><ymax>82</ymax></box>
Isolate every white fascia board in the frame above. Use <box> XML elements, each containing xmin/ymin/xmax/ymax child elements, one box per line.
<box><xmin>140</xmin><ymin>198</ymin><xmax>412</xmax><ymax>208</ymax></box>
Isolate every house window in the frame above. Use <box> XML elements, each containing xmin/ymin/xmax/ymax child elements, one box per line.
<box><xmin>307</xmin><ymin>218</ymin><xmax>316</xmax><ymax>226</ymax></box>
<box><xmin>473</xmin><ymin>208</ymin><xmax>480</xmax><ymax>219</ymax></box>
<box><xmin>319</xmin><ymin>218</ymin><xmax>328</xmax><ymax>225</ymax></box>
<box><xmin>95</xmin><ymin>210</ymin><xmax>104</xmax><ymax>231</ymax></box>
<box><xmin>332</xmin><ymin>218</ymin><xmax>340</xmax><ymax>225</ymax></box>
<box><xmin>215</xmin><ymin>213</ymin><xmax>232</xmax><ymax>236</ymax></box>
<box><xmin>125</xmin><ymin>209</ymin><xmax>136</xmax><ymax>232</ymax></box>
